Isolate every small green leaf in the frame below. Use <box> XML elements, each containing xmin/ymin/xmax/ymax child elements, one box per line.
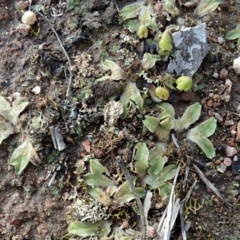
<box><xmin>31</xmin><ymin>115</ymin><xmax>41</xmax><ymax>130</ymax></box>
<box><xmin>186</xmin><ymin>117</ymin><xmax>217</xmax><ymax>159</ymax></box>
<box><xmin>162</xmin><ymin>0</ymin><xmax>180</xmax><ymax>17</ymax></box>
<box><xmin>195</xmin><ymin>137</ymin><xmax>215</xmax><ymax>159</ymax></box>
<box><xmin>10</xmin><ymin>97</ymin><xmax>29</xmax><ymax>125</ymax></box>
<box><xmin>120</xmin><ymin>81</ymin><xmax>143</xmax><ymax>118</ymax></box>
<box><xmin>148</xmin><ymin>144</ymin><xmax>168</xmax><ymax>175</ymax></box>
<box><xmin>137</xmin><ymin>24</ymin><xmax>148</xmax><ymax>38</ymax></box>
<box><xmin>238</xmin><ymin>37</ymin><xmax>240</xmax><ymax>51</ymax></box>
<box><xmin>9</xmin><ymin>137</ymin><xmax>41</xmax><ymax>175</ymax></box>
<box><xmin>96</xmin><ymin>59</ymin><xmax>127</xmax><ymax>82</ymax></box>
<box><xmin>194</xmin><ymin>0</ymin><xmax>221</xmax><ymax>17</ymax></box>
<box><xmin>143</xmin><ymin>115</ymin><xmax>171</xmax><ymax>141</ymax></box>
<box><xmin>176</xmin><ymin>76</ymin><xmax>192</xmax><ymax>91</ymax></box>
<box><xmin>139</xmin><ymin>4</ymin><xmax>158</xmax><ymax>31</ymax></box>
<box><xmin>148</xmin><ymin>83</ymin><xmax>163</xmax><ymax>103</ymax></box>
<box><xmin>85</xmin><ymin>159</ymin><xmax>115</xmax><ymax>187</ymax></box>
<box><xmin>174</xmin><ymin>102</ymin><xmax>201</xmax><ymax>132</ymax></box>
<box><xmin>159</xmin><ymin>164</ymin><xmax>177</xmax><ymax>182</ymax></box>
<box><xmin>68</xmin><ymin>221</ymin><xmax>111</xmax><ymax>237</ymax></box>
<box><xmin>144</xmin><ymin>174</ymin><xmax>161</xmax><ymax>188</ymax></box>
<box><xmin>141</xmin><ymin>53</ymin><xmax>160</xmax><ymax>69</ymax></box>
<box><xmin>159</xmin><ymin>30</ymin><xmax>172</xmax><ymax>52</ymax></box>
<box><xmin>0</xmin><ymin>96</ymin><xmax>29</xmax><ymax>125</ymax></box>
<box><xmin>155</xmin><ymin>87</ymin><xmax>170</xmax><ymax>100</ymax></box>
<box><xmin>88</xmin><ymin>188</ymin><xmax>112</xmax><ymax>206</ymax></box>
<box><xmin>158</xmin><ymin>182</ymin><xmax>173</xmax><ymax>198</ymax></box>
<box><xmin>123</xmin><ymin>20</ymin><xmax>140</xmax><ymax>33</ymax></box>
<box><xmin>188</xmin><ymin>117</ymin><xmax>217</xmax><ymax>137</ymax></box>
<box><xmin>119</xmin><ymin>1</ymin><xmax>144</xmax><ymax>21</ymax></box>
<box><xmin>0</xmin><ymin>122</ymin><xmax>17</xmax><ymax>144</ymax></box>
<box><xmin>226</xmin><ymin>26</ymin><xmax>240</xmax><ymax>40</ymax></box>
<box><xmin>158</xmin><ymin>102</ymin><xmax>175</xmax><ymax>129</ymax></box>
<box><xmin>134</xmin><ymin>142</ymin><xmax>149</xmax><ymax>179</ymax></box>
<box><xmin>143</xmin><ymin>115</ymin><xmax>161</xmax><ymax>133</ymax></box>
<box><xmin>114</xmin><ymin>178</ymin><xmax>145</xmax><ymax>204</ymax></box>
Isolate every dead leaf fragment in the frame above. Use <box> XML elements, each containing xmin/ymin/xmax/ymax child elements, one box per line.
<box><xmin>0</xmin><ymin>122</ymin><xmax>17</xmax><ymax>144</ymax></box>
<box><xmin>82</xmin><ymin>140</ymin><xmax>91</xmax><ymax>153</ymax></box>
<box><xmin>9</xmin><ymin>137</ymin><xmax>41</xmax><ymax>175</ymax></box>
<box><xmin>0</xmin><ymin>96</ymin><xmax>29</xmax><ymax>125</ymax></box>
<box><xmin>97</xmin><ymin>59</ymin><xmax>127</xmax><ymax>81</ymax></box>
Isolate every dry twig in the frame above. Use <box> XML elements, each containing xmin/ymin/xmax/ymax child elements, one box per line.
<box><xmin>33</xmin><ymin>10</ymin><xmax>73</xmax><ymax>97</ymax></box>
<box><xmin>193</xmin><ymin>164</ymin><xmax>233</xmax><ymax>207</ymax></box>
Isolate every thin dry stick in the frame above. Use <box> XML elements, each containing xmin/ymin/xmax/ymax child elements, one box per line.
<box><xmin>163</xmin><ymin>164</ymin><xmax>180</xmax><ymax>240</ymax></box>
<box><xmin>115</xmin><ymin>156</ymin><xmax>147</xmax><ymax>240</ymax></box>
<box><xmin>180</xmin><ymin>179</ymin><xmax>197</xmax><ymax>240</ymax></box>
<box><xmin>193</xmin><ymin>164</ymin><xmax>233</xmax><ymax>207</ymax></box>
<box><xmin>112</xmin><ymin>0</ymin><xmax>120</xmax><ymax>12</ymax></box>
<box><xmin>33</xmin><ymin>10</ymin><xmax>73</xmax><ymax>97</ymax></box>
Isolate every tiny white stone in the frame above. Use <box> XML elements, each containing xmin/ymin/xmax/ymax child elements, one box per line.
<box><xmin>213</xmin><ymin>72</ymin><xmax>219</xmax><ymax>78</ymax></box>
<box><xmin>233</xmin><ymin>56</ymin><xmax>240</xmax><ymax>75</ymax></box>
<box><xmin>32</xmin><ymin>86</ymin><xmax>41</xmax><ymax>94</ymax></box>
<box><xmin>12</xmin><ymin>92</ymin><xmax>21</xmax><ymax>99</ymax></box>
<box><xmin>217</xmin><ymin>37</ymin><xmax>224</xmax><ymax>44</ymax></box>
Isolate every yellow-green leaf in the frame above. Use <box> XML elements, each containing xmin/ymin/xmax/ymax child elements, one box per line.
<box><xmin>9</xmin><ymin>137</ymin><xmax>41</xmax><ymax>175</ymax></box>
<box><xmin>0</xmin><ymin>122</ymin><xmax>17</xmax><ymax>144</ymax></box>
<box><xmin>119</xmin><ymin>1</ymin><xmax>144</xmax><ymax>21</ymax></box>
<box><xmin>194</xmin><ymin>0</ymin><xmax>221</xmax><ymax>17</ymax></box>
<box><xmin>0</xmin><ymin>96</ymin><xmax>29</xmax><ymax>125</ymax></box>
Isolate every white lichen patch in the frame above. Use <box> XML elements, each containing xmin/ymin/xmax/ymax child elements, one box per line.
<box><xmin>103</xmin><ymin>100</ymin><xmax>123</xmax><ymax>126</ymax></box>
<box><xmin>73</xmin><ymin>52</ymin><xmax>103</xmax><ymax>88</ymax></box>
<box><xmin>74</xmin><ymin>53</ymin><xmax>93</xmax><ymax>77</ymax></box>
<box><xmin>66</xmin><ymin>197</ymin><xmax>109</xmax><ymax>223</ymax></box>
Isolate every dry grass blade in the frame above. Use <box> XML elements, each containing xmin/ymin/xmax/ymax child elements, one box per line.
<box><xmin>116</xmin><ymin>156</ymin><xmax>147</xmax><ymax>240</ymax></box>
<box><xmin>180</xmin><ymin>180</ymin><xmax>197</xmax><ymax>240</ymax></box>
<box><xmin>181</xmin><ymin>180</ymin><xmax>197</xmax><ymax>207</ymax></box>
<box><xmin>156</xmin><ymin>165</ymin><xmax>181</xmax><ymax>240</ymax></box>
<box><xmin>193</xmin><ymin>164</ymin><xmax>233</xmax><ymax>207</ymax></box>
<box><xmin>143</xmin><ymin>190</ymin><xmax>152</xmax><ymax>226</ymax></box>
<box><xmin>33</xmin><ymin>10</ymin><xmax>73</xmax><ymax>97</ymax></box>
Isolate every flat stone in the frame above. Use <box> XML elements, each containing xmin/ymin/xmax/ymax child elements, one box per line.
<box><xmin>167</xmin><ymin>23</ymin><xmax>209</xmax><ymax>77</ymax></box>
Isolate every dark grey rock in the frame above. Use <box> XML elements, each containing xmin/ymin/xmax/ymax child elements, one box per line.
<box><xmin>167</xmin><ymin>23</ymin><xmax>209</xmax><ymax>77</ymax></box>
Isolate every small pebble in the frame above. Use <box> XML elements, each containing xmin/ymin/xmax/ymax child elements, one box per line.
<box><xmin>213</xmin><ymin>72</ymin><xmax>219</xmax><ymax>78</ymax></box>
<box><xmin>236</xmin><ymin>121</ymin><xmax>240</xmax><ymax>142</ymax></box>
<box><xmin>223</xmin><ymin>157</ymin><xmax>232</xmax><ymax>167</ymax></box>
<box><xmin>233</xmin><ymin>57</ymin><xmax>240</xmax><ymax>75</ymax></box>
<box><xmin>220</xmin><ymin>68</ymin><xmax>228</xmax><ymax>79</ymax></box>
<box><xmin>31</xmin><ymin>86</ymin><xmax>41</xmax><ymax>94</ymax></box>
<box><xmin>214</xmin><ymin>112</ymin><xmax>223</xmax><ymax>123</ymax></box>
<box><xmin>217</xmin><ymin>163</ymin><xmax>227</xmax><ymax>173</ymax></box>
<box><xmin>224</xmin><ymin>119</ymin><xmax>234</xmax><ymax>126</ymax></box>
<box><xmin>225</xmin><ymin>79</ymin><xmax>232</xmax><ymax>92</ymax></box>
<box><xmin>154</xmin><ymin>2</ymin><xmax>163</xmax><ymax>13</ymax></box>
<box><xmin>226</xmin><ymin>139</ymin><xmax>235</xmax><ymax>147</ymax></box>
<box><xmin>217</xmin><ymin>36</ymin><xmax>224</xmax><ymax>44</ymax></box>
<box><xmin>176</xmin><ymin>17</ymin><xmax>185</xmax><ymax>25</ymax></box>
<box><xmin>207</xmin><ymin>99</ymin><xmax>213</xmax><ymax>107</ymax></box>
<box><xmin>226</xmin><ymin>145</ymin><xmax>237</xmax><ymax>157</ymax></box>
<box><xmin>231</xmin><ymin>130</ymin><xmax>237</xmax><ymax>137</ymax></box>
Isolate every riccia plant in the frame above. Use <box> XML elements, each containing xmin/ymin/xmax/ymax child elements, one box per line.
<box><xmin>143</xmin><ymin>102</ymin><xmax>217</xmax><ymax>158</ymax></box>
